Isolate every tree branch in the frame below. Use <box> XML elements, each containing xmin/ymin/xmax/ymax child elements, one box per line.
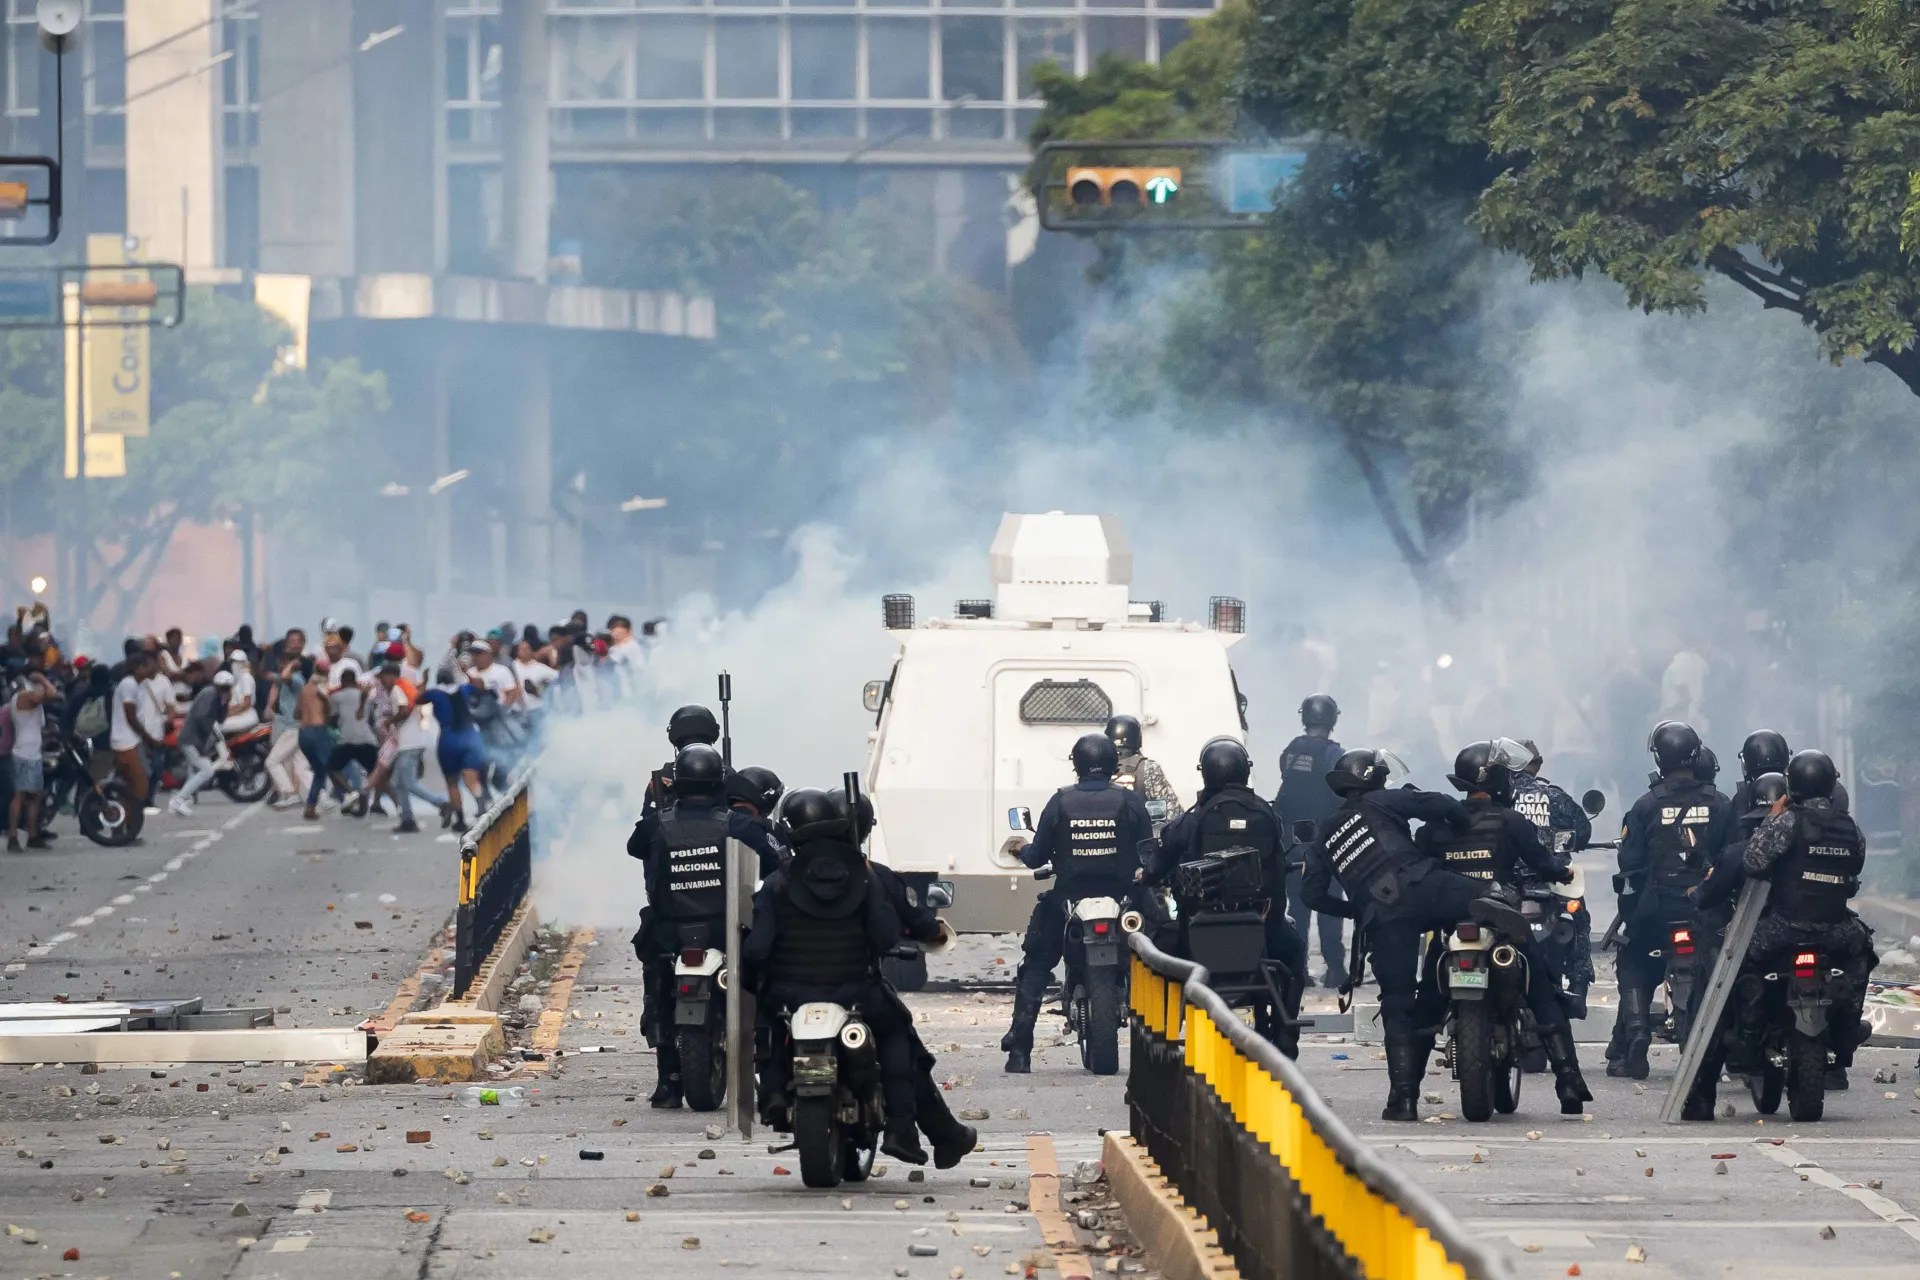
<box><xmin>1338</xmin><ymin>423</ymin><xmax>1430</xmax><ymax>574</ymax></box>
<box><xmin>1707</xmin><ymin>247</ymin><xmax>1816</xmax><ymax>319</ymax></box>
<box><xmin>103</xmin><ymin>517</ymin><xmax>181</xmax><ymax>641</ymax></box>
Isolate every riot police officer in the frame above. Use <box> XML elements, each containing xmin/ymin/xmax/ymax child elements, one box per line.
<box><xmin>1607</xmin><ymin>721</ymin><xmax>1733</xmax><ymax>1080</ymax></box>
<box><xmin>642</xmin><ymin>704</ymin><xmax>728</xmax><ymax>818</ymax></box>
<box><xmin>832</xmin><ymin>788</ymin><xmax>981</xmax><ymax>1167</ymax></box>
<box><xmin>1275</xmin><ymin>695</ymin><xmax>1349</xmax><ymax>988</ymax></box>
<box><xmin>626</xmin><ymin>743</ymin><xmax>782</xmax><ymax>1108</ymax></box>
<box><xmin>744</xmin><ymin>788</ymin><xmax>926</xmax><ymax>1163</ymax></box>
<box><xmin>1150</xmin><ymin>738</ymin><xmax>1307</xmax><ymax>1056</ymax></box>
<box><xmin>1691</xmin><ymin>771</ymin><xmax>1786</xmax><ymax>1018</ymax></box>
<box><xmin>1506</xmin><ymin>738</ymin><xmax>1597</xmax><ymax>1015</ymax></box>
<box><xmin>726</xmin><ymin>765</ymin><xmax>785</xmax><ymax>822</ymax></box>
<box><xmin>1732</xmin><ymin>731</ymin><xmax>1791</xmax><ymax>815</ymax></box>
<box><xmin>1301</xmin><ymin>749</ymin><xmax>1482</xmax><ymax>1121</ymax></box>
<box><xmin>1000</xmin><ymin>733</ymin><xmax>1153</xmax><ymax>1073</ymax></box>
<box><xmin>1416</xmin><ymin>742</ymin><xmax>1592</xmax><ymax>1114</ymax></box>
<box><xmin>1681</xmin><ymin>751</ymin><xmax>1876</xmax><ymax>1119</ymax></box>
<box><xmin>1106</xmin><ymin>715</ymin><xmax>1183</xmax><ymax>822</ymax></box>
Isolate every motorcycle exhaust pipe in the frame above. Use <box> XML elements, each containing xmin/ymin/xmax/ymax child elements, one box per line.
<box><xmin>839</xmin><ymin>1021</ymin><xmax>869</xmax><ymax>1050</ymax></box>
<box><xmin>1491</xmin><ymin>944</ymin><xmax>1518</xmax><ymax>969</ymax></box>
<box><xmin>1119</xmin><ymin>910</ymin><xmax>1145</xmax><ymax>935</ymax></box>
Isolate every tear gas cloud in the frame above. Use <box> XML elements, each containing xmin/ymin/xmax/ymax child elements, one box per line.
<box><xmin>530</xmin><ymin>252</ymin><xmax>1911</xmax><ymax>926</ymax></box>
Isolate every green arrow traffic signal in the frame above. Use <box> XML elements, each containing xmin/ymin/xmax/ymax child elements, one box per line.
<box><xmin>1144</xmin><ymin>174</ymin><xmax>1179</xmax><ymax>205</ymax></box>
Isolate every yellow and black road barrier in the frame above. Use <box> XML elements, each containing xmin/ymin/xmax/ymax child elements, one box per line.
<box><xmin>454</xmin><ymin>778</ymin><xmax>533</xmax><ymax>1000</ymax></box>
<box><xmin>1128</xmin><ymin>934</ymin><xmax>1513</xmax><ymax>1280</ymax></box>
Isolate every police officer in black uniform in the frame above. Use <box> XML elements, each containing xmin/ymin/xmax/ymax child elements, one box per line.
<box><xmin>726</xmin><ymin>765</ymin><xmax>785</xmax><ymax>823</ymax></box>
<box><xmin>626</xmin><ymin>743</ymin><xmax>783</xmax><ymax>1108</ymax></box>
<box><xmin>744</xmin><ymin>788</ymin><xmax>926</xmax><ymax>1163</ymax></box>
<box><xmin>1607</xmin><ymin>721</ymin><xmax>1733</xmax><ymax>1080</ymax></box>
<box><xmin>1681</xmin><ymin>751</ymin><xmax>1876</xmax><ymax>1118</ymax></box>
<box><xmin>1301</xmin><ymin>749</ymin><xmax>1480</xmax><ymax>1121</ymax></box>
<box><xmin>831</xmin><ymin>789</ymin><xmax>981</xmax><ymax>1167</ymax></box>
<box><xmin>1732</xmin><ymin>731</ymin><xmax>1791</xmax><ymax>815</ymax></box>
<box><xmin>642</xmin><ymin>704</ymin><xmax>728</xmax><ymax>818</ymax></box>
<box><xmin>1415</xmin><ymin>742</ymin><xmax>1592</xmax><ymax>1114</ymax></box>
<box><xmin>1150</xmin><ymin>737</ymin><xmax>1308</xmax><ymax>1056</ymax></box>
<box><xmin>1506</xmin><ymin>738</ymin><xmax>1597</xmax><ymax>1015</ymax></box>
<box><xmin>1275</xmin><ymin>695</ymin><xmax>1349</xmax><ymax>988</ymax></box>
<box><xmin>1000</xmin><ymin>733</ymin><xmax>1153</xmax><ymax>1074</ymax></box>
<box><xmin>1693</xmin><ymin>745</ymin><xmax>1726</xmax><ymax>797</ymax></box>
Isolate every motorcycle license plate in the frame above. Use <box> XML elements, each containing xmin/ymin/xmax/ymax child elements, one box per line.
<box><xmin>1450</xmin><ymin>968</ymin><xmax>1489</xmax><ymax>990</ymax></box>
<box><xmin>1083</xmin><ymin>941</ymin><xmax>1120</xmax><ymax>967</ymax></box>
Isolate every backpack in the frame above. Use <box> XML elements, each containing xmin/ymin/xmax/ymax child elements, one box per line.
<box><xmin>74</xmin><ymin>694</ymin><xmax>110</xmax><ymax>742</ymax></box>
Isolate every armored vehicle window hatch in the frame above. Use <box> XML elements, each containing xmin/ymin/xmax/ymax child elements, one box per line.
<box><xmin>1018</xmin><ymin>679</ymin><xmax>1113</xmax><ymax>726</ymax></box>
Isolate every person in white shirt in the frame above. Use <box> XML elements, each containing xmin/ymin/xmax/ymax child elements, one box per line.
<box><xmin>221</xmin><ymin>650</ymin><xmax>259</xmax><ymax>735</ymax></box>
<box><xmin>466</xmin><ymin>643</ymin><xmax>519</xmax><ymax>703</ymax></box>
<box><xmin>605</xmin><ymin>614</ymin><xmax>645</xmax><ymax>683</ymax></box>
<box><xmin>111</xmin><ymin>650</ymin><xmax>164</xmax><ymax>815</ymax></box>
<box><xmin>8</xmin><ymin>670</ymin><xmax>54</xmax><ymax>851</ymax></box>
<box><xmin>511</xmin><ymin>641</ymin><xmax>558</xmax><ymax>711</ymax></box>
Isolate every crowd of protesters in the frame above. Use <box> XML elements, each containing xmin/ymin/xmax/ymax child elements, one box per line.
<box><xmin>1</xmin><ymin>603</ymin><xmax>655</xmax><ymax>849</ymax></box>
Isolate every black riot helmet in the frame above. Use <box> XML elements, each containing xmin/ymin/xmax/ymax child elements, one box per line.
<box><xmin>672</xmin><ymin>743</ymin><xmax>727</xmax><ymax>800</ymax></box>
<box><xmin>1105</xmin><ymin>714</ymin><xmax>1143</xmax><ymax>756</ymax></box>
<box><xmin>1749</xmin><ymin>771</ymin><xmax>1789</xmax><ymax>812</ymax></box>
<box><xmin>667</xmin><ymin>704</ymin><xmax>721</xmax><ymax>748</ymax></box>
<box><xmin>1071</xmin><ymin>733</ymin><xmax>1119</xmax><ymax>781</ymax></box>
<box><xmin>1786</xmin><ymin>749</ymin><xmax>1839</xmax><ymax>801</ymax></box>
<box><xmin>1648</xmin><ymin>721</ymin><xmax>1702</xmax><ymax>773</ymax></box>
<box><xmin>1300</xmin><ymin>694</ymin><xmax>1339</xmax><ymax>730</ymax></box>
<box><xmin>1448</xmin><ymin>741</ymin><xmax>1515</xmax><ymax>804</ymax></box>
<box><xmin>1327</xmin><ymin>748</ymin><xmax>1393</xmax><ymax>797</ymax></box>
<box><xmin>779</xmin><ymin>787</ymin><xmax>839</xmax><ymax>840</ymax></box>
<box><xmin>828</xmin><ymin>788</ymin><xmax>877</xmax><ymax>844</ymax></box>
<box><xmin>1738</xmin><ymin>730</ymin><xmax>1790</xmax><ymax>782</ymax></box>
<box><xmin>728</xmin><ymin>765</ymin><xmax>784</xmax><ymax>816</ymax></box>
<box><xmin>1694</xmin><ymin>745</ymin><xmax>1720</xmax><ymax>783</ymax></box>
<box><xmin>1198</xmin><ymin>737</ymin><xmax>1253</xmax><ymax>790</ymax></box>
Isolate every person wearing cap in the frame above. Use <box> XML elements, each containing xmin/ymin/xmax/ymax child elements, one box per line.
<box><xmin>169</xmin><ymin>671</ymin><xmax>233</xmax><ymax>817</ymax></box>
<box><xmin>219</xmin><ymin>649</ymin><xmax>259</xmax><ymax>751</ymax></box>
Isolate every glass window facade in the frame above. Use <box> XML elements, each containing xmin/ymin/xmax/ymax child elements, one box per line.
<box><xmin>0</xmin><ymin>1</ymin><xmax>1214</xmax><ymax>163</ymax></box>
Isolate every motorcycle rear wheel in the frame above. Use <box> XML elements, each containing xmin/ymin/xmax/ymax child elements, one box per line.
<box><xmin>1787</xmin><ymin>1031</ymin><xmax>1827</xmax><ymax>1122</ymax></box>
<box><xmin>218</xmin><ymin>747</ymin><xmax>272</xmax><ymax>804</ymax></box>
<box><xmin>1455</xmin><ymin>1002</ymin><xmax>1496</xmax><ymax>1123</ymax></box>
<box><xmin>677</xmin><ymin>1024</ymin><xmax>727</xmax><ymax>1113</ymax></box>
<box><xmin>795</xmin><ymin>1096</ymin><xmax>843</xmax><ymax>1189</ymax></box>
<box><xmin>1083</xmin><ymin>970</ymin><xmax>1122</xmax><ymax>1077</ymax></box>
<box><xmin>1747</xmin><ymin>1062</ymin><xmax>1784</xmax><ymax>1115</ymax></box>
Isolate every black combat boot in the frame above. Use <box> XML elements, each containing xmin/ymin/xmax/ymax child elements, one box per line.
<box><xmin>1381</xmin><ymin>1037</ymin><xmax>1426</xmax><ymax>1122</ymax></box>
<box><xmin>1001</xmin><ymin>989</ymin><xmax>1044</xmax><ymax>1074</ymax></box>
<box><xmin>881</xmin><ymin>1119</ymin><xmax>929</xmax><ymax>1166</ymax></box>
<box><xmin>1542</xmin><ymin>1024</ymin><xmax>1593</xmax><ymax>1115</ymax></box>
<box><xmin>1607</xmin><ymin>987</ymin><xmax>1651</xmax><ymax>1080</ymax></box>
<box><xmin>915</xmin><ymin>1077</ymin><xmax>979</xmax><ymax>1170</ymax></box>
<box><xmin>651</xmin><ymin>1043</ymin><xmax>683</xmax><ymax>1109</ymax></box>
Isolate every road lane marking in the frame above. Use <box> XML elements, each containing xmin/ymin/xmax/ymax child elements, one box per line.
<box><xmin>0</xmin><ymin>801</ymin><xmax>263</xmax><ymax>972</ymax></box>
<box><xmin>1758</xmin><ymin>1141</ymin><xmax>1920</xmax><ymax>1243</ymax></box>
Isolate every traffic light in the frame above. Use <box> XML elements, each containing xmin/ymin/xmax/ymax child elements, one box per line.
<box><xmin>1066</xmin><ymin>166</ymin><xmax>1182</xmax><ymax>208</ymax></box>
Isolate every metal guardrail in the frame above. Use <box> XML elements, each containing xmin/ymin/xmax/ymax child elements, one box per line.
<box><xmin>1127</xmin><ymin>931</ymin><xmax>1514</xmax><ymax>1280</ymax></box>
<box><xmin>453</xmin><ymin>776</ymin><xmax>533</xmax><ymax>1000</ymax></box>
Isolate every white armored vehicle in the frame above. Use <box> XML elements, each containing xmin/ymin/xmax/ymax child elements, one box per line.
<box><xmin>860</xmin><ymin>512</ymin><xmax>1250</xmax><ymax>934</ymax></box>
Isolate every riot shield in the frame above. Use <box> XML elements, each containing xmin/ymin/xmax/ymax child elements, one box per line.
<box><xmin>724</xmin><ymin>838</ymin><xmax>758</xmax><ymax>1139</ymax></box>
<box><xmin>1659</xmin><ymin>879</ymin><xmax>1770</xmax><ymax>1123</ymax></box>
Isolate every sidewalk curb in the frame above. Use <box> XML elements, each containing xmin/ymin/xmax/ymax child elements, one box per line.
<box><xmin>366</xmin><ymin>901</ymin><xmax>538</xmax><ymax>1083</ymax></box>
<box><xmin>1101</xmin><ymin>1132</ymin><xmax>1243</xmax><ymax>1280</ymax></box>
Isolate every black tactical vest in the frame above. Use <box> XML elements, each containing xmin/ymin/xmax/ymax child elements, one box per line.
<box><xmin>1275</xmin><ymin>736</ymin><xmax>1341</xmax><ymax>826</ymax></box>
<box><xmin>1195</xmin><ymin>788</ymin><xmax>1280</xmax><ymax>859</ymax></box>
<box><xmin>657</xmin><ymin>806</ymin><xmax>731</xmax><ymax>919</ymax></box>
<box><xmin>1055</xmin><ymin>784</ymin><xmax>1131</xmax><ymax>893</ymax></box>
<box><xmin>1645</xmin><ymin>784</ymin><xmax>1717</xmax><ymax>891</ymax></box>
<box><xmin>1112</xmin><ymin>755</ymin><xmax>1143</xmax><ymax>793</ymax></box>
<box><xmin>769</xmin><ymin>863</ymin><xmax>874</xmax><ymax>990</ymax></box>
<box><xmin>1511</xmin><ymin>779</ymin><xmax>1555</xmax><ymax>849</ymax></box>
<box><xmin>1433</xmin><ymin>808</ymin><xmax>1509</xmax><ymax>883</ymax></box>
<box><xmin>1771</xmin><ymin>807</ymin><xmax>1865</xmax><ymax>924</ymax></box>
<box><xmin>1323</xmin><ymin>796</ymin><xmax>1418</xmax><ymax>901</ymax></box>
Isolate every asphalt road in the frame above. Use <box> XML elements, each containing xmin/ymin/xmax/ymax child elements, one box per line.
<box><xmin>3</xmin><ymin>813</ymin><xmax>1917</xmax><ymax>1280</ymax></box>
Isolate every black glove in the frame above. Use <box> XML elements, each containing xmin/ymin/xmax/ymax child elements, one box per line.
<box><xmin>1555</xmin><ymin>866</ymin><xmax>1577</xmax><ymax>885</ymax></box>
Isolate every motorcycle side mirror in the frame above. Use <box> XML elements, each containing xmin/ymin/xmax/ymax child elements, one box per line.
<box><xmin>1008</xmin><ymin>806</ymin><xmax>1033</xmax><ymax>832</ymax></box>
<box><xmin>1581</xmin><ymin>789</ymin><xmax>1607</xmax><ymax>818</ymax></box>
<box><xmin>861</xmin><ymin>680</ymin><xmax>885</xmax><ymax>713</ymax></box>
<box><xmin>1145</xmin><ymin>798</ymin><xmax>1168</xmax><ymax>821</ymax></box>
<box><xmin>1291</xmin><ymin>819</ymin><xmax>1318</xmax><ymax>844</ymax></box>
<box><xmin>924</xmin><ymin>883</ymin><xmax>954</xmax><ymax>909</ymax></box>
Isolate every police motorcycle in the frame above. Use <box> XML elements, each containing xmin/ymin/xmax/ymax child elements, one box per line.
<box><xmin>777</xmin><ymin>940</ymin><xmax>929</xmax><ymax>1189</ymax></box>
<box><xmin>1738</xmin><ymin>945</ymin><xmax>1854</xmax><ymax>1122</ymax></box>
<box><xmin>1608</xmin><ymin>871</ymin><xmax>1704</xmax><ymax>1050</ymax></box>
<box><xmin>1439</xmin><ymin>883</ymin><xmax>1580</xmax><ymax>1122</ymax></box>
<box><xmin>1012</xmin><ymin>807</ymin><xmax>1142</xmax><ymax>1077</ymax></box>
<box><xmin>1176</xmin><ymin>838</ymin><xmax>1304</xmax><ymax>1047</ymax></box>
<box><xmin>671</xmin><ymin>922</ymin><xmax>730</xmax><ymax>1112</ymax></box>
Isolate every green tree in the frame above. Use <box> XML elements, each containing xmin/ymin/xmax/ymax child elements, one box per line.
<box><xmin>1467</xmin><ymin>0</ymin><xmax>1920</xmax><ymax>394</ymax></box>
<box><xmin>1028</xmin><ymin>0</ymin><xmax>1524</xmax><ymax>595</ymax></box>
<box><xmin>0</xmin><ymin>290</ymin><xmax>387</xmax><ymax>632</ymax></box>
